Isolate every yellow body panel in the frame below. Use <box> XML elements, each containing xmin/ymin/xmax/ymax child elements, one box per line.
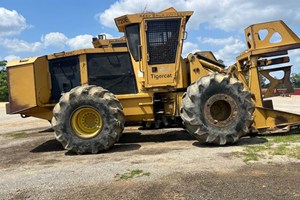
<box><xmin>129</xmin><ymin>53</ymin><xmax>146</xmax><ymax>93</ymax></box>
<box><xmin>8</xmin><ymin>63</ymin><xmax>36</xmax><ymax>111</ymax></box>
<box><xmin>6</xmin><ymin>56</ymin><xmax>50</xmax><ymax>114</ymax></box>
<box><xmin>47</xmin><ymin>47</ymin><xmax>128</xmax><ymax>60</ymax></box>
<box><xmin>244</xmin><ymin>20</ymin><xmax>300</xmax><ymax>51</ymax></box>
<box><xmin>187</xmin><ymin>52</ymin><xmax>225</xmax><ymax>83</ymax></box>
<box><xmin>253</xmin><ymin>107</ymin><xmax>300</xmax><ymax>133</ymax></box>
<box><xmin>145</xmin><ymin>63</ymin><xmax>176</xmax><ymax>87</ymax></box>
<box><xmin>20</xmin><ymin>106</ymin><xmax>53</xmax><ymax>121</ymax></box>
<box><xmin>117</xmin><ymin>93</ymin><xmax>154</xmax><ymax>121</ymax></box>
<box><xmin>79</xmin><ymin>54</ymin><xmax>88</xmax><ymax>85</ymax></box>
<box><xmin>115</xmin><ymin>7</ymin><xmax>193</xmax><ymax>32</ymax></box>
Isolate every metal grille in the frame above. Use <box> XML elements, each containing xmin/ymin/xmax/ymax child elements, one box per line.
<box><xmin>146</xmin><ymin>19</ymin><xmax>181</xmax><ymax>65</ymax></box>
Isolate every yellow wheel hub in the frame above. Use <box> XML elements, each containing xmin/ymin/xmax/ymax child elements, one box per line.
<box><xmin>71</xmin><ymin>107</ymin><xmax>103</xmax><ymax>139</ymax></box>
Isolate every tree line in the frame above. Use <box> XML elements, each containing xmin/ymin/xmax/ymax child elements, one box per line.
<box><xmin>0</xmin><ymin>60</ymin><xmax>8</xmax><ymax>102</ymax></box>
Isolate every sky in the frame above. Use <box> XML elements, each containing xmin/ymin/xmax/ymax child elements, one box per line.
<box><xmin>0</xmin><ymin>0</ymin><xmax>300</xmax><ymax>74</ymax></box>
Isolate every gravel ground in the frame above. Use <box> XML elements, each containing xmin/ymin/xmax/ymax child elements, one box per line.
<box><xmin>0</xmin><ymin>96</ymin><xmax>300</xmax><ymax>200</ymax></box>
<box><xmin>0</xmin><ymin>103</ymin><xmax>49</xmax><ymax>134</ymax></box>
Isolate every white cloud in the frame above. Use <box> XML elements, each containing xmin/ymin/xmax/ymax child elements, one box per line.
<box><xmin>66</xmin><ymin>34</ymin><xmax>94</xmax><ymax>49</ymax></box>
<box><xmin>0</xmin><ymin>33</ymin><xmax>97</xmax><ymax>53</ymax></box>
<box><xmin>0</xmin><ymin>38</ymin><xmax>43</xmax><ymax>52</ymax></box>
<box><xmin>0</xmin><ymin>7</ymin><xmax>30</xmax><ymax>37</ymax></box>
<box><xmin>4</xmin><ymin>55</ymin><xmax>21</xmax><ymax>61</ymax></box>
<box><xmin>289</xmin><ymin>49</ymin><xmax>300</xmax><ymax>63</ymax></box>
<box><xmin>99</xmin><ymin>33</ymin><xmax>114</xmax><ymax>39</ymax></box>
<box><xmin>182</xmin><ymin>41</ymin><xmax>200</xmax><ymax>57</ymax></box>
<box><xmin>96</xmin><ymin>0</ymin><xmax>173</xmax><ymax>29</ymax></box>
<box><xmin>215</xmin><ymin>40</ymin><xmax>246</xmax><ymax>65</ymax></box>
<box><xmin>42</xmin><ymin>32</ymin><xmax>68</xmax><ymax>47</ymax></box>
<box><xmin>47</xmin><ymin>32</ymin><xmax>115</xmax><ymax>50</ymax></box>
<box><xmin>198</xmin><ymin>36</ymin><xmax>246</xmax><ymax>66</ymax></box>
<box><xmin>198</xmin><ymin>37</ymin><xmax>300</xmax><ymax>69</ymax></box>
<box><xmin>96</xmin><ymin>0</ymin><xmax>300</xmax><ymax>32</ymax></box>
<box><xmin>198</xmin><ymin>37</ymin><xmax>239</xmax><ymax>46</ymax></box>
<box><xmin>0</xmin><ymin>7</ymin><xmax>95</xmax><ymax>54</ymax></box>
<box><xmin>289</xmin><ymin>49</ymin><xmax>300</xmax><ymax>74</ymax></box>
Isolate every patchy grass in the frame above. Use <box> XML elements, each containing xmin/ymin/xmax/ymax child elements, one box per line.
<box><xmin>115</xmin><ymin>169</ymin><xmax>150</xmax><ymax>181</ymax></box>
<box><xmin>237</xmin><ymin>134</ymin><xmax>300</xmax><ymax>162</ymax></box>
<box><xmin>241</xmin><ymin>145</ymin><xmax>269</xmax><ymax>162</ymax></box>
<box><xmin>5</xmin><ymin>131</ymin><xmax>27</xmax><ymax>139</ymax></box>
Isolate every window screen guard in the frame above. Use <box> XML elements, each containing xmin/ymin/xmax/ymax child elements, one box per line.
<box><xmin>87</xmin><ymin>52</ymin><xmax>137</xmax><ymax>95</ymax></box>
<box><xmin>146</xmin><ymin>19</ymin><xmax>181</xmax><ymax>65</ymax></box>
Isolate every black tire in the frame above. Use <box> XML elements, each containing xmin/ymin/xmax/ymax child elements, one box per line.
<box><xmin>180</xmin><ymin>72</ymin><xmax>254</xmax><ymax>145</ymax></box>
<box><xmin>52</xmin><ymin>85</ymin><xmax>124</xmax><ymax>154</ymax></box>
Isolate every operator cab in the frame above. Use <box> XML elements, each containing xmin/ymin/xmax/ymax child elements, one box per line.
<box><xmin>115</xmin><ymin>7</ymin><xmax>193</xmax><ymax>89</ymax></box>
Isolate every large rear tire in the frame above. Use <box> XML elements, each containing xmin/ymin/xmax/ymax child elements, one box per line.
<box><xmin>52</xmin><ymin>85</ymin><xmax>124</xmax><ymax>154</ymax></box>
<box><xmin>180</xmin><ymin>73</ymin><xmax>254</xmax><ymax>145</ymax></box>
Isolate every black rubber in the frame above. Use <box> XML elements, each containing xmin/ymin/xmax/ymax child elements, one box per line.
<box><xmin>180</xmin><ymin>73</ymin><xmax>254</xmax><ymax>145</ymax></box>
<box><xmin>52</xmin><ymin>85</ymin><xmax>124</xmax><ymax>154</ymax></box>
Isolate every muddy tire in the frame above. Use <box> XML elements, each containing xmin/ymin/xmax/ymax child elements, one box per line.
<box><xmin>180</xmin><ymin>73</ymin><xmax>254</xmax><ymax>145</ymax></box>
<box><xmin>52</xmin><ymin>85</ymin><xmax>124</xmax><ymax>154</ymax></box>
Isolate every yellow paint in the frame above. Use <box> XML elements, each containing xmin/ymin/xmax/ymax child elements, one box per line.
<box><xmin>6</xmin><ymin>56</ymin><xmax>50</xmax><ymax>114</ymax></box>
<box><xmin>187</xmin><ymin>52</ymin><xmax>224</xmax><ymax>83</ymax></box>
<box><xmin>79</xmin><ymin>54</ymin><xmax>88</xmax><ymax>85</ymax></box>
<box><xmin>117</xmin><ymin>93</ymin><xmax>154</xmax><ymax>121</ymax></box>
<box><xmin>235</xmin><ymin>20</ymin><xmax>300</xmax><ymax>132</ymax></box>
<box><xmin>71</xmin><ymin>107</ymin><xmax>103</xmax><ymax>139</ymax></box>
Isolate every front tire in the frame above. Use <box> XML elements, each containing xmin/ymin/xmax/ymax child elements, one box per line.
<box><xmin>52</xmin><ymin>85</ymin><xmax>124</xmax><ymax>154</ymax></box>
<box><xmin>180</xmin><ymin>73</ymin><xmax>254</xmax><ymax>145</ymax></box>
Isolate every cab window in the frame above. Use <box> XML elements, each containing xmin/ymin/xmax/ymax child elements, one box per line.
<box><xmin>125</xmin><ymin>24</ymin><xmax>141</xmax><ymax>61</ymax></box>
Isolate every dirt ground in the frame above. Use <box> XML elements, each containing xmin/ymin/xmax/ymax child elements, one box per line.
<box><xmin>0</xmin><ymin>97</ymin><xmax>300</xmax><ymax>200</ymax></box>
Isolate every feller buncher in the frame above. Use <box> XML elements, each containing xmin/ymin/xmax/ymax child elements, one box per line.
<box><xmin>6</xmin><ymin>8</ymin><xmax>300</xmax><ymax>154</ymax></box>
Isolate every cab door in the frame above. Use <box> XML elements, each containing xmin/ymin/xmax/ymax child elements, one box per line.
<box><xmin>143</xmin><ymin>19</ymin><xmax>181</xmax><ymax>88</ymax></box>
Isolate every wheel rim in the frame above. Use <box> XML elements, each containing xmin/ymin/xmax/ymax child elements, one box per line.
<box><xmin>71</xmin><ymin>107</ymin><xmax>103</xmax><ymax>139</ymax></box>
<box><xmin>204</xmin><ymin>94</ymin><xmax>238</xmax><ymax>128</ymax></box>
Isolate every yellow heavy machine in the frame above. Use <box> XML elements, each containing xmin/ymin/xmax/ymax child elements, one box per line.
<box><xmin>6</xmin><ymin>8</ymin><xmax>300</xmax><ymax>153</ymax></box>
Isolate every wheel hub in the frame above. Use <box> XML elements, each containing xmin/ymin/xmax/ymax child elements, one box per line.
<box><xmin>204</xmin><ymin>94</ymin><xmax>238</xmax><ymax>128</ymax></box>
<box><xmin>71</xmin><ymin>107</ymin><xmax>103</xmax><ymax>139</ymax></box>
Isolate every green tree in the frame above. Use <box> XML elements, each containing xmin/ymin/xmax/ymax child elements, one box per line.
<box><xmin>0</xmin><ymin>60</ymin><xmax>8</xmax><ymax>102</ymax></box>
<box><xmin>260</xmin><ymin>74</ymin><xmax>268</xmax><ymax>88</ymax></box>
<box><xmin>0</xmin><ymin>60</ymin><xmax>7</xmax><ymax>66</ymax></box>
<box><xmin>291</xmin><ymin>73</ymin><xmax>300</xmax><ymax>88</ymax></box>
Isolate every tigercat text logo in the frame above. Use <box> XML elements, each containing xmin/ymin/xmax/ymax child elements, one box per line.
<box><xmin>116</xmin><ymin>16</ymin><xmax>129</xmax><ymax>25</ymax></box>
<box><xmin>151</xmin><ymin>74</ymin><xmax>172</xmax><ymax>80</ymax></box>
